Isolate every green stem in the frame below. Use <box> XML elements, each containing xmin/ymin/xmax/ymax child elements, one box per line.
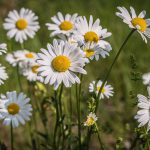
<box><xmin>16</xmin><ymin>64</ymin><xmax>23</xmax><ymax>91</ymax></box>
<box><xmin>10</xmin><ymin>122</ymin><xmax>14</xmax><ymax>150</ymax></box>
<box><xmin>59</xmin><ymin>84</ymin><xmax>63</xmax><ymax>122</ymax></box>
<box><xmin>58</xmin><ymin>84</ymin><xmax>65</xmax><ymax>150</ymax></box>
<box><xmin>76</xmin><ymin>74</ymin><xmax>83</xmax><ymax>149</ymax></box>
<box><xmin>87</xmin><ymin>30</ymin><xmax>135</xmax><ymax>148</ymax></box>
<box><xmin>68</xmin><ymin>88</ymin><xmax>72</xmax><ymax>150</ymax></box>
<box><xmin>21</xmin><ymin>43</ymin><xmax>24</xmax><ymax>49</ymax></box>
<box><xmin>95</xmin><ymin>29</ymin><xmax>135</xmax><ymax>113</ymax></box>
<box><xmin>95</xmin><ymin>123</ymin><xmax>105</xmax><ymax>150</ymax></box>
<box><xmin>53</xmin><ymin>91</ymin><xmax>59</xmax><ymax>149</ymax></box>
<box><xmin>129</xmin><ymin>136</ymin><xmax>138</xmax><ymax>150</ymax></box>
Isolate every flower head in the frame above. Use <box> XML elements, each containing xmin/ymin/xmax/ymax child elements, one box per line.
<box><xmin>3</xmin><ymin>8</ymin><xmax>40</xmax><ymax>43</ymax></box>
<box><xmin>0</xmin><ymin>43</ymin><xmax>7</xmax><ymax>55</ymax></box>
<box><xmin>135</xmin><ymin>86</ymin><xmax>150</xmax><ymax>130</ymax></box>
<box><xmin>0</xmin><ymin>64</ymin><xmax>8</xmax><ymax>85</ymax></box>
<box><xmin>46</xmin><ymin>12</ymin><xmax>78</xmax><ymax>37</ymax></box>
<box><xmin>22</xmin><ymin>63</ymin><xmax>43</xmax><ymax>82</ymax></box>
<box><xmin>142</xmin><ymin>72</ymin><xmax>150</xmax><ymax>85</ymax></box>
<box><xmin>74</xmin><ymin>15</ymin><xmax>112</xmax><ymax>58</ymax></box>
<box><xmin>116</xmin><ymin>6</ymin><xmax>150</xmax><ymax>43</ymax></box>
<box><xmin>37</xmin><ymin>39</ymin><xmax>87</xmax><ymax>89</ymax></box>
<box><xmin>84</xmin><ymin>112</ymin><xmax>98</xmax><ymax>126</ymax></box>
<box><xmin>0</xmin><ymin>91</ymin><xmax>32</xmax><ymax>128</ymax></box>
<box><xmin>89</xmin><ymin>80</ymin><xmax>114</xmax><ymax>99</ymax></box>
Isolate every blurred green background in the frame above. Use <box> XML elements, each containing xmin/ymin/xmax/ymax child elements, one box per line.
<box><xmin>0</xmin><ymin>0</ymin><xmax>150</xmax><ymax>149</ymax></box>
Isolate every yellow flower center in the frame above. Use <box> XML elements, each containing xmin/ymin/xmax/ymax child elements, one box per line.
<box><xmin>97</xmin><ymin>86</ymin><xmax>105</xmax><ymax>93</ymax></box>
<box><xmin>31</xmin><ymin>65</ymin><xmax>39</xmax><ymax>74</ymax></box>
<box><xmin>59</xmin><ymin>21</ymin><xmax>73</xmax><ymax>31</ymax></box>
<box><xmin>7</xmin><ymin>103</ymin><xmax>20</xmax><ymax>115</ymax></box>
<box><xmin>16</xmin><ymin>18</ymin><xmax>28</xmax><ymax>30</ymax></box>
<box><xmin>131</xmin><ymin>18</ymin><xmax>147</xmax><ymax>32</ymax></box>
<box><xmin>52</xmin><ymin>55</ymin><xmax>71</xmax><ymax>72</ymax></box>
<box><xmin>84</xmin><ymin>31</ymin><xmax>99</xmax><ymax>42</ymax></box>
<box><xmin>25</xmin><ymin>53</ymin><xmax>34</xmax><ymax>59</ymax></box>
<box><xmin>86</xmin><ymin>117</ymin><xmax>95</xmax><ymax>126</ymax></box>
<box><xmin>84</xmin><ymin>49</ymin><xmax>95</xmax><ymax>57</ymax></box>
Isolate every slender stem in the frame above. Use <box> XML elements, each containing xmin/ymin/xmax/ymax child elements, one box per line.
<box><xmin>59</xmin><ymin>84</ymin><xmax>64</xmax><ymax>122</ymax></box>
<box><xmin>95</xmin><ymin>29</ymin><xmax>135</xmax><ymax>113</ymax></box>
<box><xmin>87</xmin><ymin>30</ymin><xmax>135</xmax><ymax>147</ymax></box>
<box><xmin>21</xmin><ymin>43</ymin><xmax>24</xmax><ymax>49</ymax></box>
<box><xmin>53</xmin><ymin>91</ymin><xmax>59</xmax><ymax>149</ymax></box>
<box><xmin>58</xmin><ymin>84</ymin><xmax>65</xmax><ymax>150</ymax></box>
<box><xmin>10</xmin><ymin>122</ymin><xmax>14</xmax><ymax>150</ymax></box>
<box><xmin>76</xmin><ymin>74</ymin><xmax>83</xmax><ymax>149</ymax></box>
<box><xmin>68</xmin><ymin>88</ymin><xmax>72</xmax><ymax>150</ymax></box>
<box><xmin>129</xmin><ymin>136</ymin><xmax>138</xmax><ymax>150</ymax></box>
<box><xmin>95</xmin><ymin>123</ymin><xmax>105</xmax><ymax>150</ymax></box>
<box><xmin>16</xmin><ymin>64</ymin><xmax>23</xmax><ymax>91</ymax></box>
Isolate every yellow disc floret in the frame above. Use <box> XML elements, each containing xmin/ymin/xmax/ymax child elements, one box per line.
<box><xmin>84</xmin><ymin>31</ymin><xmax>99</xmax><ymax>42</ymax></box>
<box><xmin>131</xmin><ymin>18</ymin><xmax>147</xmax><ymax>32</ymax></box>
<box><xmin>7</xmin><ymin>103</ymin><xmax>20</xmax><ymax>115</ymax></box>
<box><xmin>25</xmin><ymin>53</ymin><xmax>34</xmax><ymax>59</ymax></box>
<box><xmin>52</xmin><ymin>55</ymin><xmax>71</xmax><ymax>72</ymax></box>
<box><xmin>85</xmin><ymin>117</ymin><xmax>95</xmax><ymax>126</ymax></box>
<box><xmin>97</xmin><ymin>86</ymin><xmax>105</xmax><ymax>93</ymax></box>
<box><xmin>16</xmin><ymin>18</ymin><xmax>28</xmax><ymax>30</ymax></box>
<box><xmin>84</xmin><ymin>49</ymin><xmax>95</xmax><ymax>57</ymax></box>
<box><xmin>32</xmin><ymin>65</ymin><xmax>39</xmax><ymax>74</ymax></box>
<box><xmin>59</xmin><ymin>21</ymin><xmax>73</xmax><ymax>31</ymax></box>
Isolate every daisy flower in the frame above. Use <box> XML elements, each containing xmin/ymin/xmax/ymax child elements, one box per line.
<box><xmin>116</xmin><ymin>6</ymin><xmax>150</xmax><ymax>43</ymax></box>
<box><xmin>22</xmin><ymin>63</ymin><xmax>43</xmax><ymax>82</ymax></box>
<box><xmin>74</xmin><ymin>15</ymin><xmax>112</xmax><ymax>54</ymax></box>
<box><xmin>0</xmin><ymin>43</ymin><xmax>7</xmax><ymax>55</ymax></box>
<box><xmin>89</xmin><ymin>80</ymin><xmax>114</xmax><ymax>99</ymax></box>
<box><xmin>0</xmin><ymin>91</ymin><xmax>32</xmax><ymax>128</ymax></box>
<box><xmin>3</xmin><ymin>8</ymin><xmax>40</xmax><ymax>43</ymax></box>
<box><xmin>37</xmin><ymin>39</ymin><xmax>87</xmax><ymax>90</ymax></box>
<box><xmin>82</xmin><ymin>42</ymin><xmax>110</xmax><ymax>62</ymax></box>
<box><xmin>142</xmin><ymin>72</ymin><xmax>150</xmax><ymax>85</ymax></box>
<box><xmin>46</xmin><ymin>12</ymin><xmax>78</xmax><ymax>37</ymax></box>
<box><xmin>135</xmin><ymin>86</ymin><xmax>150</xmax><ymax>130</ymax></box>
<box><xmin>14</xmin><ymin>50</ymin><xmax>38</xmax><ymax>63</ymax></box>
<box><xmin>6</xmin><ymin>53</ymin><xmax>19</xmax><ymax>67</ymax></box>
<box><xmin>0</xmin><ymin>64</ymin><xmax>8</xmax><ymax>85</ymax></box>
<box><xmin>58</xmin><ymin>34</ymin><xmax>78</xmax><ymax>45</ymax></box>
<box><xmin>84</xmin><ymin>112</ymin><xmax>98</xmax><ymax>126</ymax></box>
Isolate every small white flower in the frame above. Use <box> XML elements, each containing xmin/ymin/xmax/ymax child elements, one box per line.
<box><xmin>0</xmin><ymin>43</ymin><xmax>7</xmax><ymax>55</ymax></box>
<box><xmin>82</xmin><ymin>42</ymin><xmax>109</xmax><ymax>62</ymax></box>
<box><xmin>14</xmin><ymin>50</ymin><xmax>38</xmax><ymax>64</ymax></box>
<box><xmin>0</xmin><ymin>64</ymin><xmax>8</xmax><ymax>85</ymax></box>
<box><xmin>135</xmin><ymin>86</ymin><xmax>150</xmax><ymax>130</ymax></box>
<box><xmin>46</xmin><ymin>12</ymin><xmax>78</xmax><ymax>37</ymax></box>
<box><xmin>116</xmin><ymin>6</ymin><xmax>150</xmax><ymax>43</ymax></box>
<box><xmin>58</xmin><ymin>34</ymin><xmax>78</xmax><ymax>45</ymax></box>
<box><xmin>84</xmin><ymin>112</ymin><xmax>98</xmax><ymax>126</ymax></box>
<box><xmin>3</xmin><ymin>8</ymin><xmax>40</xmax><ymax>43</ymax></box>
<box><xmin>0</xmin><ymin>91</ymin><xmax>32</xmax><ymax>128</ymax></box>
<box><xmin>22</xmin><ymin>63</ymin><xmax>43</xmax><ymax>82</ymax></box>
<box><xmin>37</xmin><ymin>39</ymin><xmax>87</xmax><ymax>90</ymax></box>
<box><xmin>89</xmin><ymin>80</ymin><xmax>114</xmax><ymax>99</ymax></box>
<box><xmin>6</xmin><ymin>50</ymin><xmax>37</xmax><ymax>67</ymax></box>
<box><xmin>6</xmin><ymin>52</ymin><xmax>19</xmax><ymax>67</ymax></box>
<box><xmin>74</xmin><ymin>15</ymin><xmax>112</xmax><ymax>56</ymax></box>
<box><xmin>142</xmin><ymin>72</ymin><xmax>150</xmax><ymax>85</ymax></box>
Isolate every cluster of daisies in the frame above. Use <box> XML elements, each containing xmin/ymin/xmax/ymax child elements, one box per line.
<box><xmin>0</xmin><ymin>5</ymin><xmax>150</xmax><ymax>129</ymax></box>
